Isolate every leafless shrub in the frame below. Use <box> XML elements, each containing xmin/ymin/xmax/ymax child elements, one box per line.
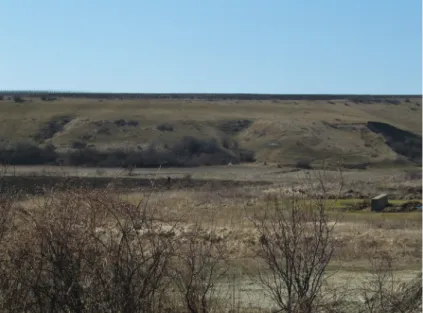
<box><xmin>356</xmin><ymin>253</ymin><xmax>422</xmax><ymax>313</ymax></box>
<box><xmin>249</xmin><ymin>197</ymin><xmax>337</xmax><ymax>312</ymax></box>
<box><xmin>157</xmin><ymin>123</ymin><xmax>174</xmax><ymax>132</ymax></box>
<box><xmin>171</xmin><ymin>220</ymin><xmax>230</xmax><ymax>313</ymax></box>
<box><xmin>247</xmin><ymin>168</ymin><xmax>343</xmax><ymax>313</ymax></box>
<box><xmin>0</xmin><ymin>188</ymin><xmax>177</xmax><ymax>313</ymax></box>
<box><xmin>0</xmin><ymin>194</ymin><xmax>32</xmax><ymax>313</ymax></box>
<box><xmin>126</xmin><ymin>164</ymin><xmax>136</xmax><ymax>176</ymax></box>
<box><xmin>295</xmin><ymin>159</ymin><xmax>312</xmax><ymax>170</ymax></box>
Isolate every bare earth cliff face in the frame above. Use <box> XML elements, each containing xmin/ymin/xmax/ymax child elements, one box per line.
<box><xmin>0</xmin><ymin>93</ymin><xmax>420</xmax><ymax>168</ymax></box>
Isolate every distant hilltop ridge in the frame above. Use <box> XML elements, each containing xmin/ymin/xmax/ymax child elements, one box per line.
<box><xmin>0</xmin><ymin>91</ymin><xmax>420</xmax><ymax>101</ymax></box>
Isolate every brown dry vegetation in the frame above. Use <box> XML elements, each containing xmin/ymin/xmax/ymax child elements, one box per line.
<box><xmin>0</xmin><ymin>167</ymin><xmax>421</xmax><ymax>312</ymax></box>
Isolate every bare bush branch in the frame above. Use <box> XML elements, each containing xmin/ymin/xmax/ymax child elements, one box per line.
<box><xmin>356</xmin><ymin>253</ymin><xmax>422</xmax><ymax>313</ymax></box>
<box><xmin>0</xmin><ymin>188</ymin><xmax>178</xmax><ymax>313</ymax></box>
<box><xmin>172</xmin><ymin>217</ymin><xmax>230</xmax><ymax>313</ymax></box>
<box><xmin>248</xmin><ymin>168</ymin><xmax>343</xmax><ymax>313</ymax></box>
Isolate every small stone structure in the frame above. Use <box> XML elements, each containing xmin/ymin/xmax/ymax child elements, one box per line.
<box><xmin>371</xmin><ymin>193</ymin><xmax>388</xmax><ymax>212</ymax></box>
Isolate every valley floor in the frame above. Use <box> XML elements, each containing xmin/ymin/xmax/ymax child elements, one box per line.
<box><xmin>2</xmin><ymin>164</ymin><xmax>421</xmax><ymax>311</ymax></box>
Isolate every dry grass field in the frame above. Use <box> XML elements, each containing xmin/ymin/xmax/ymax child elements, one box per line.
<box><xmin>2</xmin><ymin>165</ymin><xmax>420</xmax><ymax>311</ymax></box>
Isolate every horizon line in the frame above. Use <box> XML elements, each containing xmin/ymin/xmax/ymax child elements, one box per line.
<box><xmin>0</xmin><ymin>90</ymin><xmax>421</xmax><ymax>97</ymax></box>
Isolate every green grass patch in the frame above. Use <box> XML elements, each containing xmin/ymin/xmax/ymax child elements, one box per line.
<box><xmin>326</xmin><ymin>199</ymin><xmax>365</xmax><ymax>209</ymax></box>
<box><xmin>388</xmin><ymin>199</ymin><xmax>417</xmax><ymax>205</ymax></box>
<box><xmin>332</xmin><ymin>211</ymin><xmax>422</xmax><ymax>222</ymax></box>
<box><xmin>325</xmin><ymin>198</ymin><xmax>421</xmax><ymax>210</ymax></box>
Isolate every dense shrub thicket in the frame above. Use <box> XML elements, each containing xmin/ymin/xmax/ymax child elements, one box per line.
<box><xmin>0</xmin><ymin>136</ymin><xmax>255</xmax><ymax>167</ymax></box>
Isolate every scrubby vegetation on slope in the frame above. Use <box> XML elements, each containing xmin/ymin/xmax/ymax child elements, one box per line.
<box><xmin>0</xmin><ymin>95</ymin><xmax>420</xmax><ymax>168</ymax></box>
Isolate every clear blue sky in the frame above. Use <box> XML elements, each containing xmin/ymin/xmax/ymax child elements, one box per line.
<box><xmin>1</xmin><ymin>0</ymin><xmax>421</xmax><ymax>94</ymax></box>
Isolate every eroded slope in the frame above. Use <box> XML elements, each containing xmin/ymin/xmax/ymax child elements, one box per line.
<box><xmin>0</xmin><ymin>96</ymin><xmax>420</xmax><ymax>167</ymax></box>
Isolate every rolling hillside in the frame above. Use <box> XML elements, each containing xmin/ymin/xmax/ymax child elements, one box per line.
<box><xmin>0</xmin><ymin>93</ymin><xmax>421</xmax><ymax>168</ymax></box>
